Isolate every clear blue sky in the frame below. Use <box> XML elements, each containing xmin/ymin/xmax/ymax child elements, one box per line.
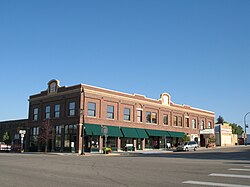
<box><xmin>0</xmin><ymin>1</ymin><xmax>249</xmax><ymax>132</ymax></box>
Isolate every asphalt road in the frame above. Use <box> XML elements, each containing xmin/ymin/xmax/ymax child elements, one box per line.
<box><xmin>1</xmin><ymin>146</ymin><xmax>250</xmax><ymax>187</ymax></box>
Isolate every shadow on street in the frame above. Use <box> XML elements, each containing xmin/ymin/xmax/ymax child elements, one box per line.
<box><xmin>121</xmin><ymin>147</ymin><xmax>250</xmax><ymax>161</ymax></box>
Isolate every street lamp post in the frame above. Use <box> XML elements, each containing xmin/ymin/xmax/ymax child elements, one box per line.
<box><xmin>80</xmin><ymin>109</ymin><xmax>85</xmax><ymax>155</ymax></box>
<box><xmin>244</xmin><ymin>112</ymin><xmax>250</xmax><ymax>145</ymax></box>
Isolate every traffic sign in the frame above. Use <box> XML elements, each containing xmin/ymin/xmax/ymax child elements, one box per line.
<box><xmin>19</xmin><ymin>130</ymin><xmax>26</xmax><ymax>134</ymax></box>
<box><xmin>102</xmin><ymin>126</ymin><xmax>108</xmax><ymax>135</ymax></box>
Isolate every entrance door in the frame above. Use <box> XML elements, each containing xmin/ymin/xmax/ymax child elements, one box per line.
<box><xmin>70</xmin><ymin>135</ymin><xmax>77</xmax><ymax>153</ymax></box>
<box><xmin>200</xmin><ymin>135</ymin><xmax>205</xmax><ymax>147</ymax></box>
<box><xmin>137</xmin><ymin>139</ymin><xmax>142</xmax><ymax>150</ymax></box>
<box><xmin>194</xmin><ymin>137</ymin><xmax>198</xmax><ymax>144</ymax></box>
<box><xmin>153</xmin><ymin>137</ymin><xmax>159</xmax><ymax>149</ymax></box>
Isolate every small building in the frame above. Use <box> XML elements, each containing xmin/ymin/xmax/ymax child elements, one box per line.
<box><xmin>0</xmin><ymin>119</ymin><xmax>28</xmax><ymax>150</ymax></box>
<box><xmin>26</xmin><ymin>79</ymin><xmax>215</xmax><ymax>152</ymax></box>
<box><xmin>215</xmin><ymin>123</ymin><xmax>237</xmax><ymax>146</ymax></box>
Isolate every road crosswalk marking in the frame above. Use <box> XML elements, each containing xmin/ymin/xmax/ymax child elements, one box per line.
<box><xmin>183</xmin><ymin>164</ymin><xmax>250</xmax><ymax>186</ymax></box>
<box><xmin>183</xmin><ymin>181</ymin><xmax>250</xmax><ymax>187</ymax></box>
<box><xmin>209</xmin><ymin>173</ymin><xmax>250</xmax><ymax>179</ymax></box>
<box><xmin>229</xmin><ymin>168</ymin><xmax>250</xmax><ymax>171</ymax></box>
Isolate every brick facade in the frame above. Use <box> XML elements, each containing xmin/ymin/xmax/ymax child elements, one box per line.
<box><xmin>27</xmin><ymin>80</ymin><xmax>215</xmax><ymax>152</ymax></box>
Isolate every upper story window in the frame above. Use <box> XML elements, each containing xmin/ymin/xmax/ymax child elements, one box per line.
<box><xmin>45</xmin><ymin>106</ymin><xmax>50</xmax><ymax>119</ymax></box>
<box><xmin>152</xmin><ymin>112</ymin><xmax>157</xmax><ymax>124</ymax></box>
<box><xmin>174</xmin><ymin>116</ymin><xmax>178</xmax><ymax>126</ymax></box>
<box><xmin>146</xmin><ymin>111</ymin><xmax>151</xmax><ymax>123</ymax></box>
<box><xmin>146</xmin><ymin>111</ymin><xmax>157</xmax><ymax>124</ymax></box>
<box><xmin>178</xmin><ymin>116</ymin><xmax>183</xmax><ymax>127</ymax></box>
<box><xmin>107</xmin><ymin>105</ymin><xmax>114</xmax><ymax>119</ymax></box>
<box><xmin>163</xmin><ymin>114</ymin><xmax>168</xmax><ymax>125</ymax></box>
<box><xmin>54</xmin><ymin>104</ymin><xmax>60</xmax><ymax>118</ymax></box>
<box><xmin>186</xmin><ymin>118</ymin><xmax>189</xmax><ymax>128</ymax></box>
<box><xmin>137</xmin><ymin>110</ymin><xmax>142</xmax><ymax>123</ymax></box>
<box><xmin>124</xmin><ymin>108</ymin><xmax>130</xmax><ymax>121</ymax></box>
<box><xmin>208</xmin><ymin>121</ymin><xmax>212</xmax><ymax>129</ymax></box>
<box><xmin>88</xmin><ymin>102</ymin><xmax>96</xmax><ymax>117</ymax></box>
<box><xmin>69</xmin><ymin>102</ymin><xmax>75</xmax><ymax>116</ymax></box>
<box><xmin>201</xmin><ymin>120</ymin><xmax>205</xmax><ymax>130</ymax></box>
<box><xmin>192</xmin><ymin>119</ymin><xmax>197</xmax><ymax>129</ymax></box>
<box><xmin>33</xmin><ymin>108</ymin><xmax>38</xmax><ymax>121</ymax></box>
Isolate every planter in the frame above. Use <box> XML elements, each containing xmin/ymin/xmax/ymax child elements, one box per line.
<box><xmin>103</xmin><ymin>147</ymin><xmax>112</xmax><ymax>154</ymax></box>
<box><xmin>206</xmin><ymin>143</ymin><xmax>216</xmax><ymax>148</ymax></box>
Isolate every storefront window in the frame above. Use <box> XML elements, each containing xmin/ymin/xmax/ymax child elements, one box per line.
<box><xmin>104</xmin><ymin>137</ymin><xmax>118</xmax><ymax>151</ymax></box>
<box><xmin>55</xmin><ymin>125</ymin><xmax>62</xmax><ymax>148</ymax></box>
<box><xmin>64</xmin><ymin>124</ymin><xmax>77</xmax><ymax>150</ymax></box>
<box><xmin>145</xmin><ymin>139</ymin><xmax>152</xmax><ymax>149</ymax></box>
<box><xmin>121</xmin><ymin>138</ymin><xmax>133</xmax><ymax>150</ymax></box>
<box><xmin>91</xmin><ymin>136</ymin><xmax>99</xmax><ymax>152</ymax></box>
<box><xmin>64</xmin><ymin>135</ymin><xmax>70</xmax><ymax>147</ymax></box>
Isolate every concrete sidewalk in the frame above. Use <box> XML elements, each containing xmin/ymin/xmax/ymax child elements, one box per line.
<box><xmin>10</xmin><ymin>145</ymin><xmax>249</xmax><ymax>156</ymax></box>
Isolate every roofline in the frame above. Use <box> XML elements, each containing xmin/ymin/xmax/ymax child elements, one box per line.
<box><xmin>81</xmin><ymin>83</ymin><xmax>215</xmax><ymax>115</ymax></box>
<box><xmin>81</xmin><ymin>83</ymin><xmax>158</xmax><ymax>102</ymax></box>
<box><xmin>0</xmin><ymin>119</ymin><xmax>28</xmax><ymax>123</ymax></box>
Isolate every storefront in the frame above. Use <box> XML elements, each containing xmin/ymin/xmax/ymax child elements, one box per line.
<box><xmin>145</xmin><ymin>129</ymin><xmax>185</xmax><ymax>149</ymax></box>
<box><xmin>120</xmin><ymin>127</ymin><xmax>139</xmax><ymax>151</ymax></box>
<box><xmin>200</xmin><ymin>128</ymin><xmax>215</xmax><ymax>147</ymax></box>
<box><xmin>105</xmin><ymin>126</ymin><xmax>123</xmax><ymax>151</ymax></box>
<box><xmin>81</xmin><ymin>124</ymin><xmax>186</xmax><ymax>152</ymax></box>
<box><xmin>136</xmin><ymin>128</ymin><xmax>148</xmax><ymax>150</ymax></box>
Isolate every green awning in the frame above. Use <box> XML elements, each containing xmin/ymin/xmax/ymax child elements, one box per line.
<box><xmin>106</xmin><ymin>126</ymin><xmax>123</xmax><ymax>137</ymax></box>
<box><xmin>168</xmin><ymin>131</ymin><xmax>185</xmax><ymax>138</ymax></box>
<box><xmin>136</xmin><ymin>128</ymin><xmax>149</xmax><ymax>139</ymax></box>
<box><xmin>121</xmin><ymin>127</ymin><xmax>139</xmax><ymax>138</ymax></box>
<box><xmin>85</xmin><ymin>124</ymin><xmax>102</xmax><ymax>136</ymax></box>
<box><xmin>146</xmin><ymin>129</ymin><xmax>170</xmax><ymax>137</ymax></box>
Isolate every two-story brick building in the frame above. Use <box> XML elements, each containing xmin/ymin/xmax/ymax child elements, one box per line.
<box><xmin>27</xmin><ymin>79</ymin><xmax>215</xmax><ymax>153</ymax></box>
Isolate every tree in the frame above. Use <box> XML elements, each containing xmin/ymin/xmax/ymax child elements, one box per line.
<box><xmin>229</xmin><ymin>123</ymin><xmax>244</xmax><ymax>135</ymax></box>
<box><xmin>208</xmin><ymin>136</ymin><xmax>216</xmax><ymax>143</ymax></box>
<box><xmin>216</xmin><ymin>115</ymin><xmax>224</xmax><ymax>124</ymax></box>
<box><xmin>38</xmin><ymin>120</ymin><xmax>54</xmax><ymax>152</ymax></box>
<box><xmin>181</xmin><ymin>134</ymin><xmax>190</xmax><ymax>142</ymax></box>
<box><xmin>2</xmin><ymin>132</ymin><xmax>11</xmax><ymax>144</ymax></box>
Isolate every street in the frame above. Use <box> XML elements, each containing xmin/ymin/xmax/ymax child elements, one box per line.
<box><xmin>0</xmin><ymin>146</ymin><xmax>250</xmax><ymax>187</ymax></box>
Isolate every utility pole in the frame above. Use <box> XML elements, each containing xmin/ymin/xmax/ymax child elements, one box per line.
<box><xmin>244</xmin><ymin>112</ymin><xmax>250</xmax><ymax>145</ymax></box>
<box><xmin>80</xmin><ymin>109</ymin><xmax>85</xmax><ymax>155</ymax></box>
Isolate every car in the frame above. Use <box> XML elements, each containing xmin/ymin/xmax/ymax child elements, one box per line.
<box><xmin>176</xmin><ymin>141</ymin><xmax>198</xmax><ymax>151</ymax></box>
<box><xmin>0</xmin><ymin>142</ymin><xmax>11</xmax><ymax>152</ymax></box>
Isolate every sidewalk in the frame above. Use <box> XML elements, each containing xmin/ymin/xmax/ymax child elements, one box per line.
<box><xmin>12</xmin><ymin>145</ymin><xmax>249</xmax><ymax>156</ymax></box>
